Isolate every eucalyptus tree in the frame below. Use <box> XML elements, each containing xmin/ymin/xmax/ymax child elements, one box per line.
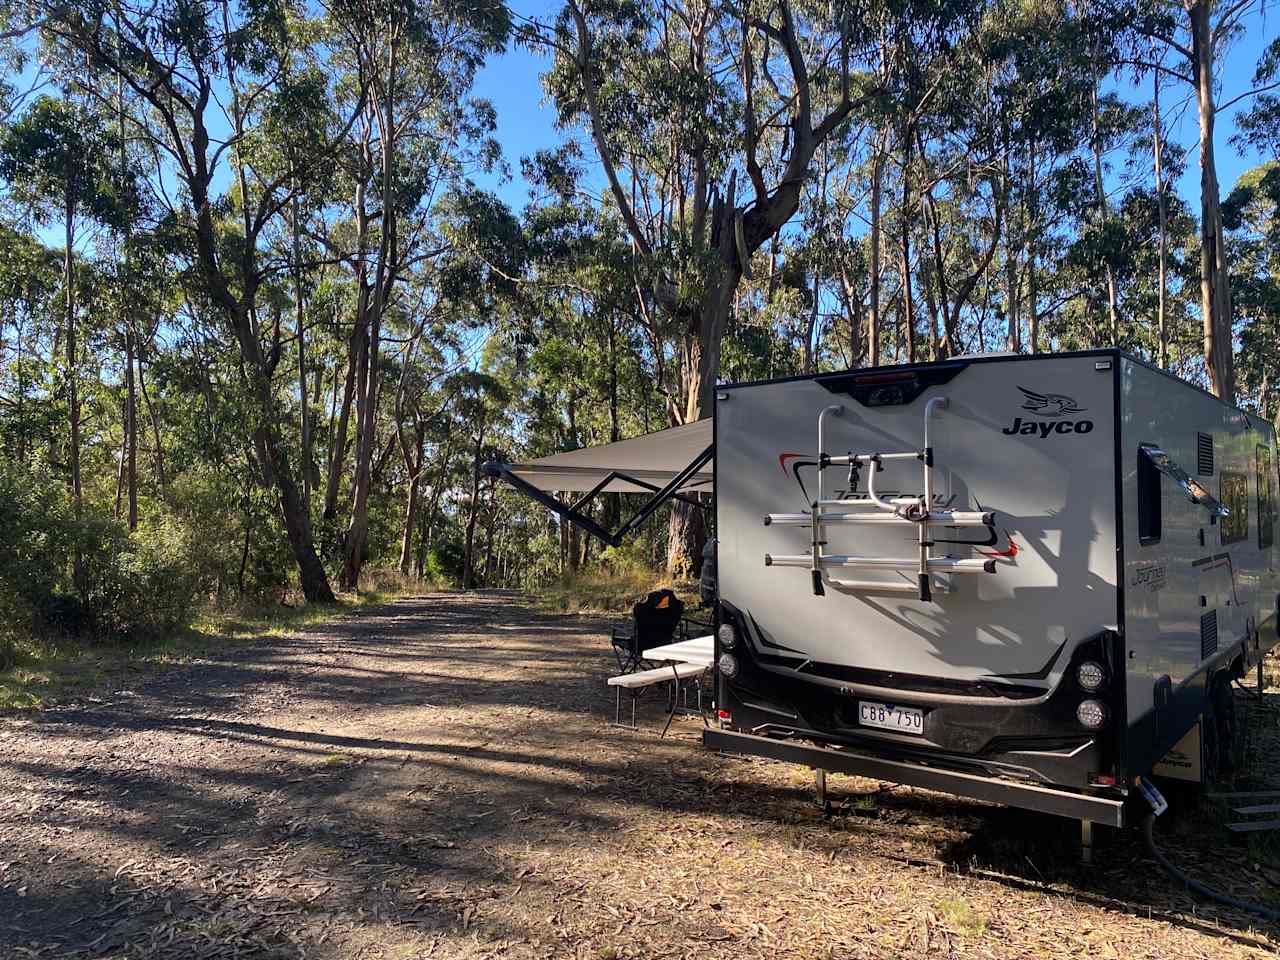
<box><xmin>1225</xmin><ymin>162</ymin><xmax>1280</xmax><ymax>419</ymax></box>
<box><xmin>0</xmin><ymin>94</ymin><xmax>135</xmax><ymax>583</ymax></box>
<box><xmin>0</xmin><ymin>223</ymin><xmax>59</xmax><ymax>466</ymax></box>
<box><xmin>1118</xmin><ymin>2</ymin><xmax>1280</xmax><ymax>397</ymax></box>
<box><xmin>524</xmin><ymin>0</ymin><xmax>886</xmax><ymax>573</ymax></box>
<box><xmin>313</xmin><ymin>0</ymin><xmax>507</xmax><ymax>590</ymax></box>
<box><xmin>43</xmin><ymin>0</ymin><xmax>379</xmax><ymax>601</ymax></box>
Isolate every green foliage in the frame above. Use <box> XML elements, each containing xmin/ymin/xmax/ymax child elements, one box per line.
<box><xmin>0</xmin><ymin>0</ymin><xmax>1276</xmax><ymax>672</ymax></box>
<box><xmin>166</xmin><ymin>467</ymin><xmax>294</xmax><ymax>604</ymax></box>
<box><xmin>0</xmin><ymin>468</ymin><xmax>200</xmax><ymax>645</ymax></box>
<box><xmin>0</xmin><ymin>467</ymin><xmax>75</xmax><ymax>639</ymax></box>
<box><xmin>76</xmin><ymin>515</ymin><xmax>202</xmax><ymax>642</ymax></box>
<box><xmin>0</xmin><ymin>95</ymin><xmax>139</xmax><ymax>231</ymax></box>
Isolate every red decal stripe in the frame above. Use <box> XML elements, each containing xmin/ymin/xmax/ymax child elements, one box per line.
<box><xmin>981</xmin><ymin>534</ymin><xmax>1019</xmax><ymax>559</ymax></box>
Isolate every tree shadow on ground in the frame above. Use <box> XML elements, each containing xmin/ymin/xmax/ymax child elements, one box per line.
<box><xmin>3</xmin><ymin>591</ymin><xmax>1277</xmax><ymax>958</ymax></box>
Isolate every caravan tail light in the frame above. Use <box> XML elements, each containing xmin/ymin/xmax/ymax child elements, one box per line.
<box><xmin>1075</xmin><ymin>661</ymin><xmax>1106</xmax><ymax>692</ymax></box>
<box><xmin>1077</xmin><ymin>700</ymin><xmax>1109</xmax><ymax>730</ymax></box>
<box><xmin>717</xmin><ymin>623</ymin><xmax>738</xmax><ymax>649</ymax></box>
<box><xmin>718</xmin><ymin>653</ymin><xmax>739</xmax><ymax>679</ymax></box>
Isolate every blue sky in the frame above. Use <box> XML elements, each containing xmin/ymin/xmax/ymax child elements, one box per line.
<box><xmin>469</xmin><ymin>34</ymin><xmax>559</xmax><ymax>213</ymax></box>
<box><xmin>470</xmin><ymin>4</ymin><xmax>1279</xmax><ymax>223</ymax></box>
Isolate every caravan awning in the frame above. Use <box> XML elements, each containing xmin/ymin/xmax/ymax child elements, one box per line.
<box><xmin>503</xmin><ymin>419</ymin><xmax>713</xmax><ymax>494</ymax></box>
<box><xmin>485</xmin><ymin>419</ymin><xmax>713</xmax><ymax>547</ymax></box>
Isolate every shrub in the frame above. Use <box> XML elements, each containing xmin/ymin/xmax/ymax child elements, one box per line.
<box><xmin>0</xmin><ymin>467</ymin><xmax>75</xmax><ymax>639</ymax></box>
<box><xmin>166</xmin><ymin>467</ymin><xmax>293</xmax><ymax>604</ymax></box>
<box><xmin>0</xmin><ymin>466</ymin><xmax>201</xmax><ymax>646</ymax></box>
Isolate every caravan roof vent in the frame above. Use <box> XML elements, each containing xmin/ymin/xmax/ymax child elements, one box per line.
<box><xmin>1197</xmin><ymin>433</ymin><xmax>1214</xmax><ymax>476</ymax></box>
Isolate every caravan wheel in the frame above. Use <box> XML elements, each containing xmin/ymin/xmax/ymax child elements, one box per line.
<box><xmin>1204</xmin><ymin>672</ymin><xmax>1238</xmax><ymax>782</ymax></box>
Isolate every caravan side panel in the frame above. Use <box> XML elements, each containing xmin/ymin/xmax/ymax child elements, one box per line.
<box><xmin>1119</xmin><ymin>358</ymin><xmax>1280</xmax><ymax>776</ymax></box>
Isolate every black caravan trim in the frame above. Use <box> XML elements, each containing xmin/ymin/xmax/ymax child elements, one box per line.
<box><xmin>816</xmin><ymin>362</ymin><xmax>969</xmax><ymax>408</ymax></box>
<box><xmin>704</xmin><ymin>729</ymin><xmax>1126</xmax><ymax>826</ymax></box>
<box><xmin>484</xmin><ymin>444</ymin><xmax>715</xmax><ymax>548</ymax></box>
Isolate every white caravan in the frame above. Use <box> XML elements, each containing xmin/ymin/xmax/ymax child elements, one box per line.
<box><xmin>488</xmin><ymin>350</ymin><xmax>1280</xmax><ymax>829</ymax></box>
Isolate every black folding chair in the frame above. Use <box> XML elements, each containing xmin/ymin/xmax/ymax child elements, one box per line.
<box><xmin>610</xmin><ymin>589</ymin><xmax>686</xmax><ymax>674</ymax></box>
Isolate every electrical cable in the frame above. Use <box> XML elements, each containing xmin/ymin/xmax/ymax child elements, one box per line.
<box><xmin>1142</xmin><ymin>811</ymin><xmax>1280</xmax><ymax>922</ymax></box>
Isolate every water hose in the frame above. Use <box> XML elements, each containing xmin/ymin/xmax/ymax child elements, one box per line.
<box><xmin>1142</xmin><ymin>811</ymin><xmax>1280</xmax><ymax>922</ymax></box>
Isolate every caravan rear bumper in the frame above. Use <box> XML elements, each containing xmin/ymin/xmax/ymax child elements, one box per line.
<box><xmin>716</xmin><ymin>613</ymin><xmax>1127</xmax><ymax>789</ymax></box>
<box><xmin>703</xmin><ymin>728</ymin><xmax>1127</xmax><ymax>826</ymax></box>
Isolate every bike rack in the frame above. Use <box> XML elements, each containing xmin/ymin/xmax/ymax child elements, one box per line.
<box><xmin>763</xmin><ymin>398</ymin><xmax>998</xmax><ymax>601</ymax></box>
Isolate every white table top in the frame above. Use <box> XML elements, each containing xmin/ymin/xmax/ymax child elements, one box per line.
<box><xmin>642</xmin><ymin>635</ymin><xmax>715</xmax><ymax>666</ymax></box>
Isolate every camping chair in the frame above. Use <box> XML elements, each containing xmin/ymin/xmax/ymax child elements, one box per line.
<box><xmin>610</xmin><ymin>589</ymin><xmax>685</xmax><ymax>674</ymax></box>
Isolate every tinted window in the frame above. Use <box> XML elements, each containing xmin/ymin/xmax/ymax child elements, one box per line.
<box><xmin>1220</xmin><ymin>472</ymin><xmax>1249</xmax><ymax>545</ymax></box>
<box><xmin>1258</xmin><ymin>445</ymin><xmax>1275</xmax><ymax>550</ymax></box>
<box><xmin>1138</xmin><ymin>444</ymin><xmax>1161</xmax><ymax>545</ymax></box>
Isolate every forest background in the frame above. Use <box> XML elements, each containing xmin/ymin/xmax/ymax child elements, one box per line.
<box><xmin>1</xmin><ymin>0</ymin><xmax>1279</xmax><ymax>663</ymax></box>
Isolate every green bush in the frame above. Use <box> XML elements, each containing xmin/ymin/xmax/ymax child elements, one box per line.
<box><xmin>166</xmin><ymin>467</ymin><xmax>292</xmax><ymax>604</ymax></box>
<box><xmin>424</xmin><ymin>537</ymin><xmax>465</xmax><ymax>583</ymax></box>
<box><xmin>0</xmin><ymin>467</ymin><xmax>75</xmax><ymax>638</ymax></box>
<box><xmin>77</xmin><ymin>515</ymin><xmax>201</xmax><ymax>641</ymax></box>
<box><xmin>0</xmin><ymin>467</ymin><xmax>201</xmax><ymax>646</ymax></box>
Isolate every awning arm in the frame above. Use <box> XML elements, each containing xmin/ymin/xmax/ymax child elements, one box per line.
<box><xmin>484</xmin><ymin>443</ymin><xmax>714</xmax><ymax>547</ymax></box>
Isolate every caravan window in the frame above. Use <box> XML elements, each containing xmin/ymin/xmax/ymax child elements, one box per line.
<box><xmin>1220</xmin><ymin>472</ymin><xmax>1249</xmax><ymax>545</ymax></box>
<box><xmin>1139</xmin><ymin>444</ymin><xmax>1229</xmax><ymax>529</ymax></box>
<box><xmin>1258</xmin><ymin>445</ymin><xmax>1275</xmax><ymax>550</ymax></box>
<box><xmin>1138</xmin><ymin>444</ymin><xmax>1161</xmax><ymax>545</ymax></box>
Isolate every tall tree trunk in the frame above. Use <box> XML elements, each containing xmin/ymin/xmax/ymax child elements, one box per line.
<box><xmin>259</xmin><ymin>420</ymin><xmax>333</xmax><ymax>601</ymax></box>
<box><xmin>667</xmin><ymin>183</ymin><xmax>738</xmax><ymax>578</ymax></box>
<box><xmin>1188</xmin><ymin>0</ymin><xmax>1234</xmax><ymax>397</ymax></box>
<box><xmin>1153</xmin><ymin>70</ymin><xmax>1169</xmax><ymax>369</ymax></box>
<box><xmin>900</xmin><ymin>233</ymin><xmax>915</xmax><ymax>364</ymax></box>
<box><xmin>1091</xmin><ymin>82</ymin><xmax>1120</xmax><ymax>345</ymax></box>
<box><xmin>899</xmin><ymin>129</ymin><xmax>915</xmax><ymax>364</ymax></box>
<box><xmin>869</xmin><ymin>136</ymin><xmax>884</xmax><ymax>367</ymax></box>
<box><xmin>1152</xmin><ymin>72</ymin><xmax>1172</xmax><ymax>368</ymax></box>
<box><xmin>114</xmin><ymin>412</ymin><xmax>127</xmax><ymax>518</ymax></box>
<box><xmin>839</xmin><ymin>264</ymin><xmax>864</xmax><ymax>366</ymax></box>
<box><xmin>1025</xmin><ymin>143</ymin><xmax>1040</xmax><ymax>354</ymax></box>
<box><xmin>125</xmin><ymin>326</ymin><xmax>137</xmax><ymax>530</ymax></box>
<box><xmin>461</xmin><ymin>415</ymin><xmax>486</xmax><ymax>590</ymax></box>
<box><xmin>342</xmin><ymin>50</ymin><xmax>399</xmax><ymax>590</ymax></box>
<box><xmin>398</xmin><ymin>429</ymin><xmax>423</xmax><ymax>575</ymax></box>
<box><xmin>64</xmin><ymin>197</ymin><xmax>82</xmax><ymax>590</ymax></box>
<box><xmin>803</xmin><ymin>271</ymin><xmax>820</xmax><ymax>374</ymax></box>
<box><xmin>324</xmin><ymin>321</ymin><xmax>359</xmax><ymax>520</ymax></box>
<box><xmin>1002</xmin><ymin>133</ymin><xmax>1021</xmax><ymax>353</ymax></box>
<box><xmin>137</xmin><ymin>350</ymin><xmax>167</xmax><ymax>495</ymax></box>
<box><xmin>292</xmin><ymin>195</ymin><xmax>311</xmax><ymax>515</ymax></box>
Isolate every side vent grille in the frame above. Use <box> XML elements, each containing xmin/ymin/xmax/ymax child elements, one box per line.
<box><xmin>1200</xmin><ymin>610</ymin><xmax>1219</xmax><ymax>661</ymax></box>
<box><xmin>1197</xmin><ymin>432</ymin><xmax>1214</xmax><ymax>476</ymax></box>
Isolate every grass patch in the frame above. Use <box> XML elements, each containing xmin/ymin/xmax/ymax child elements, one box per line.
<box><xmin>536</xmin><ymin>564</ymin><xmax>697</xmax><ymax>615</ymax></box>
<box><xmin>0</xmin><ymin>569</ymin><xmax>435</xmax><ymax>713</ymax></box>
<box><xmin>936</xmin><ymin>897</ymin><xmax>987</xmax><ymax>937</ymax></box>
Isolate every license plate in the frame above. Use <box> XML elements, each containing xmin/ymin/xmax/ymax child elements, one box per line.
<box><xmin>858</xmin><ymin>701</ymin><xmax>924</xmax><ymax>734</ymax></box>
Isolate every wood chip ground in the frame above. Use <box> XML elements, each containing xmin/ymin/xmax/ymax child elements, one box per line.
<box><xmin>1</xmin><ymin>591</ymin><xmax>1278</xmax><ymax>958</ymax></box>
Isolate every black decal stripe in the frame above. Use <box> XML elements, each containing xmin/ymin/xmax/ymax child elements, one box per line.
<box><xmin>992</xmin><ymin>638</ymin><xmax>1068</xmax><ymax>681</ymax></box>
<box><xmin>747</xmin><ymin>611</ymin><xmax>806</xmax><ymax>656</ymax></box>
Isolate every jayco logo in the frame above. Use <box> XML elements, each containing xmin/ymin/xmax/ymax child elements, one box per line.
<box><xmin>1002</xmin><ymin>385</ymin><xmax>1094</xmax><ymax>437</ymax></box>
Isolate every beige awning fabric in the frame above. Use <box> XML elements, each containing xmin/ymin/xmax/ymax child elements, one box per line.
<box><xmin>505</xmin><ymin>419</ymin><xmax>713</xmax><ymax>494</ymax></box>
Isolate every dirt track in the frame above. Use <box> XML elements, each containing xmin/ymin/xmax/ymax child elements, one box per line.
<box><xmin>1</xmin><ymin>591</ymin><xmax>1278</xmax><ymax>959</ymax></box>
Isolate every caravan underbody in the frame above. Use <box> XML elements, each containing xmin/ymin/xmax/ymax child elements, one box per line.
<box><xmin>492</xmin><ymin>350</ymin><xmax>1280</xmax><ymax>827</ymax></box>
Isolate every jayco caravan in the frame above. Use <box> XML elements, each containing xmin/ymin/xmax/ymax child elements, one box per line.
<box><xmin>489</xmin><ymin>350</ymin><xmax>1279</xmax><ymax>829</ymax></box>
